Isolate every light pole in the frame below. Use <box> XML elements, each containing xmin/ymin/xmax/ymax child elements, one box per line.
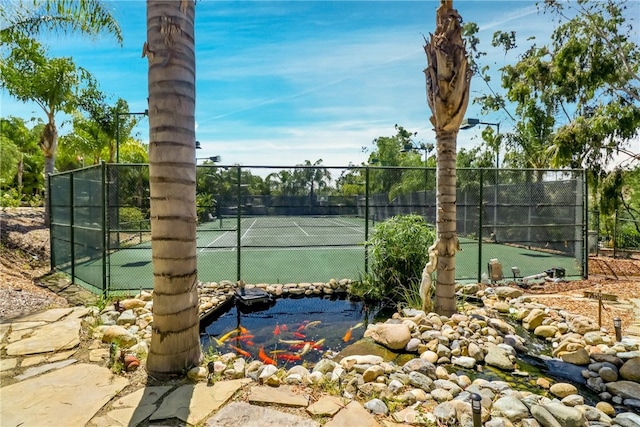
<box><xmin>116</xmin><ymin>109</ymin><xmax>148</xmax><ymax>163</ymax></box>
<box><xmin>461</xmin><ymin>118</ymin><xmax>501</xmax><ymax>241</ymax></box>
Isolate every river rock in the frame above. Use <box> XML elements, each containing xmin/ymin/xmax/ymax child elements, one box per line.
<box><xmin>559</xmin><ymin>348</ymin><xmax>590</xmax><ymax>365</ymax></box>
<box><xmin>606</xmin><ymin>380</ymin><xmax>640</xmax><ymax>400</ymax></box>
<box><xmin>452</xmin><ymin>356</ymin><xmax>477</xmax><ymax>369</ymax></box>
<box><xmin>402</xmin><ymin>358</ymin><xmax>436</xmax><ymax>378</ymax></box>
<box><xmin>619</xmin><ymin>357</ymin><xmax>640</xmax><ymax>382</ymax></box>
<box><xmin>530</xmin><ymin>405</ymin><xmax>562</xmax><ymax>427</ymax></box>
<box><xmin>485</xmin><ymin>343</ymin><xmax>514</xmax><ymax>371</ymax></box>
<box><xmin>408</xmin><ymin>371</ymin><xmax>434</xmax><ymax>392</ymax></box>
<box><xmin>542</xmin><ymin>401</ymin><xmax>586</xmax><ymax>427</ymax></box>
<box><xmin>494</xmin><ymin>287</ymin><xmax>523</xmax><ymax>299</ymax></box>
<box><xmin>549</xmin><ymin>382</ymin><xmax>578</xmax><ymax>398</ymax></box>
<box><xmin>523</xmin><ymin>309</ymin><xmax>546</xmax><ymax>331</ymax></box>
<box><xmin>613</xmin><ymin>412</ymin><xmax>640</xmax><ymax>427</ymax></box>
<box><xmin>590</xmin><ymin>353</ymin><xmax>624</xmax><ymax>367</ymax></box>
<box><xmin>492</xmin><ymin>395</ymin><xmax>530</xmax><ymax>422</ymax></box>
<box><xmin>101</xmin><ymin>325</ymin><xmax>137</xmax><ymax>348</ymax></box>
<box><xmin>566</xmin><ymin>314</ymin><xmax>598</xmax><ymax>335</ymax></box>
<box><xmin>362</xmin><ymin>365</ymin><xmax>384</xmax><ymax>383</ymax></box>
<box><xmin>364</xmin><ymin>323</ymin><xmax>411</xmax><ymax>350</ymax></box>
<box><xmin>364</xmin><ymin>398</ymin><xmax>388</xmax><ymax>415</ymax></box>
<box><xmin>599</xmin><ymin>366</ymin><xmax>619</xmax><ymax>382</ymax></box>
<box><xmin>534</xmin><ymin>325</ymin><xmax>558</xmax><ymax>338</ymax></box>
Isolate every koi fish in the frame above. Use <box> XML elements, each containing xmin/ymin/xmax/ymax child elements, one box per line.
<box><xmin>238</xmin><ymin>326</ymin><xmax>249</xmax><ymax>334</ymax></box>
<box><xmin>304</xmin><ymin>320</ymin><xmax>322</xmax><ymax>329</ymax></box>
<box><xmin>281</xmin><ymin>324</ymin><xmax>288</xmax><ymax>332</ymax></box>
<box><xmin>314</xmin><ymin>338</ymin><xmax>326</xmax><ymax>347</ymax></box>
<box><xmin>229</xmin><ymin>345</ymin><xmax>251</xmax><ymax>358</ymax></box>
<box><xmin>277</xmin><ymin>353</ymin><xmax>302</xmax><ymax>362</ymax></box>
<box><xmin>342</xmin><ymin>328</ymin><xmax>352</xmax><ymax>342</ymax></box>
<box><xmin>351</xmin><ymin>322</ymin><xmax>364</xmax><ymax>330</ymax></box>
<box><xmin>299</xmin><ymin>342</ymin><xmax>312</xmax><ymax>356</ymax></box>
<box><xmin>244</xmin><ymin>340</ymin><xmax>255</xmax><ymax>346</ymax></box>
<box><xmin>293</xmin><ymin>332</ymin><xmax>306</xmax><ymax>339</ymax></box>
<box><xmin>296</xmin><ymin>324</ymin><xmax>306</xmax><ymax>332</ymax></box>
<box><xmin>269</xmin><ymin>349</ymin><xmax>287</xmax><ymax>355</ymax></box>
<box><xmin>236</xmin><ymin>334</ymin><xmax>255</xmax><ymax>341</ymax></box>
<box><xmin>258</xmin><ymin>347</ymin><xmax>276</xmax><ymax>365</ymax></box>
<box><xmin>217</xmin><ymin>328</ymin><xmax>240</xmax><ymax>344</ymax></box>
<box><xmin>279</xmin><ymin>339</ymin><xmax>305</xmax><ymax>345</ymax></box>
<box><xmin>273</xmin><ymin>324</ymin><xmax>281</xmax><ymax>335</ymax></box>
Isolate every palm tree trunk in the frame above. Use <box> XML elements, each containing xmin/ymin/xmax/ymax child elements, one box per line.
<box><xmin>421</xmin><ymin>0</ymin><xmax>471</xmax><ymax>317</ymax></box>
<box><xmin>145</xmin><ymin>0</ymin><xmax>201</xmax><ymax>375</ymax></box>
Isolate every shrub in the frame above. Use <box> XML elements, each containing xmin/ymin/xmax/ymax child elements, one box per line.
<box><xmin>352</xmin><ymin>214</ymin><xmax>435</xmax><ymax>303</ymax></box>
<box><xmin>119</xmin><ymin>207</ymin><xmax>148</xmax><ymax>229</ymax></box>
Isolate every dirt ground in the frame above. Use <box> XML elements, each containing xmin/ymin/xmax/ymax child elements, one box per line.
<box><xmin>1</xmin><ymin>207</ymin><xmax>640</xmax><ymax>328</ymax></box>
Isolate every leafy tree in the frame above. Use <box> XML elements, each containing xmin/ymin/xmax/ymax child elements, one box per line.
<box><xmin>0</xmin><ymin>35</ymin><xmax>94</xmax><ymax>219</ymax></box>
<box><xmin>421</xmin><ymin>0</ymin><xmax>471</xmax><ymax>316</ymax></box>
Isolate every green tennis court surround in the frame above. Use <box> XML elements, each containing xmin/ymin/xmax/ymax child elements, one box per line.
<box><xmin>49</xmin><ymin>163</ymin><xmax>588</xmax><ymax>294</ymax></box>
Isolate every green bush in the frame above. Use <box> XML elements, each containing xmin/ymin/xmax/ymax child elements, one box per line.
<box><xmin>352</xmin><ymin>214</ymin><xmax>435</xmax><ymax>303</ymax></box>
<box><xmin>119</xmin><ymin>207</ymin><xmax>148</xmax><ymax>229</ymax></box>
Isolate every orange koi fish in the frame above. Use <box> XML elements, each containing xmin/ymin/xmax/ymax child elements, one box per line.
<box><xmin>277</xmin><ymin>353</ymin><xmax>302</xmax><ymax>362</ymax></box>
<box><xmin>293</xmin><ymin>332</ymin><xmax>306</xmax><ymax>339</ymax></box>
<box><xmin>258</xmin><ymin>347</ymin><xmax>276</xmax><ymax>365</ymax></box>
<box><xmin>273</xmin><ymin>324</ymin><xmax>281</xmax><ymax>335</ymax></box>
<box><xmin>229</xmin><ymin>345</ymin><xmax>251</xmax><ymax>358</ymax></box>
<box><xmin>238</xmin><ymin>326</ymin><xmax>249</xmax><ymax>334</ymax></box>
<box><xmin>281</xmin><ymin>324</ymin><xmax>288</xmax><ymax>332</ymax></box>
<box><xmin>244</xmin><ymin>340</ymin><xmax>255</xmax><ymax>346</ymax></box>
<box><xmin>236</xmin><ymin>334</ymin><xmax>255</xmax><ymax>341</ymax></box>
<box><xmin>342</xmin><ymin>328</ymin><xmax>352</xmax><ymax>342</ymax></box>
<box><xmin>296</xmin><ymin>324</ymin><xmax>306</xmax><ymax>332</ymax></box>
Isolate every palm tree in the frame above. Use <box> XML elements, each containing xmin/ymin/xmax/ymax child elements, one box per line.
<box><xmin>421</xmin><ymin>0</ymin><xmax>471</xmax><ymax>316</ymax></box>
<box><xmin>145</xmin><ymin>0</ymin><xmax>201</xmax><ymax>375</ymax></box>
<box><xmin>0</xmin><ymin>0</ymin><xmax>122</xmax><ymax>44</ymax></box>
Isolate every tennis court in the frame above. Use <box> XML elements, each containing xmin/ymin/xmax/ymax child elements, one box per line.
<box><xmin>93</xmin><ymin>215</ymin><xmax>582</xmax><ymax>292</ymax></box>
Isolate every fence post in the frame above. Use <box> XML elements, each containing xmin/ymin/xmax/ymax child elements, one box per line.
<box><xmin>70</xmin><ymin>171</ymin><xmax>75</xmax><ymax>285</ymax></box>
<box><xmin>236</xmin><ymin>166</ymin><xmax>242</xmax><ymax>281</ymax></box>
<box><xmin>477</xmin><ymin>169</ymin><xmax>484</xmax><ymax>283</ymax></box>
<box><xmin>102</xmin><ymin>161</ymin><xmax>108</xmax><ymax>294</ymax></box>
<box><xmin>47</xmin><ymin>173</ymin><xmax>54</xmax><ymax>272</ymax></box>
<box><xmin>365</xmin><ymin>166</ymin><xmax>370</xmax><ymax>274</ymax></box>
<box><xmin>613</xmin><ymin>209</ymin><xmax>618</xmax><ymax>259</ymax></box>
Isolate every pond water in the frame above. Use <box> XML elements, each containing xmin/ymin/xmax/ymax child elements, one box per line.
<box><xmin>200</xmin><ymin>295</ymin><xmax>378</xmax><ymax>365</ymax></box>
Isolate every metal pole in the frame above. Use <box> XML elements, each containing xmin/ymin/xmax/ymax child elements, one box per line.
<box><xmin>236</xmin><ymin>166</ymin><xmax>242</xmax><ymax>281</ymax></box>
<box><xmin>70</xmin><ymin>171</ymin><xmax>75</xmax><ymax>285</ymax></box>
<box><xmin>102</xmin><ymin>161</ymin><xmax>109</xmax><ymax>294</ymax></box>
<box><xmin>365</xmin><ymin>166</ymin><xmax>370</xmax><ymax>274</ymax></box>
<box><xmin>478</xmin><ymin>169</ymin><xmax>484</xmax><ymax>283</ymax></box>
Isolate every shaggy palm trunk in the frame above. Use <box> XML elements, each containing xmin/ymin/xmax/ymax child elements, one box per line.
<box><xmin>41</xmin><ymin>120</ymin><xmax>57</xmax><ymax>226</ymax></box>
<box><xmin>145</xmin><ymin>0</ymin><xmax>201</xmax><ymax>375</ymax></box>
<box><xmin>420</xmin><ymin>0</ymin><xmax>471</xmax><ymax>317</ymax></box>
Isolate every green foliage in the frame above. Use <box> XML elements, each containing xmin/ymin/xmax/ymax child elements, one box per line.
<box><xmin>353</xmin><ymin>215</ymin><xmax>435</xmax><ymax>303</ymax></box>
<box><xmin>119</xmin><ymin>207</ymin><xmax>147</xmax><ymax>229</ymax></box>
<box><xmin>0</xmin><ymin>137</ymin><xmax>20</xmax><ymax>185</ymax></box>
<box><xmin>1</xmin><ymin>188</ymin><xmax>22</xmax><ymax>207</ymax></box>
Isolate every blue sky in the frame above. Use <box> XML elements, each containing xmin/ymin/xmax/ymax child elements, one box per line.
<box><xmin>2</xmin><ymin>1</ymin><xmax>573</xmax><ymax>166</ymax></box>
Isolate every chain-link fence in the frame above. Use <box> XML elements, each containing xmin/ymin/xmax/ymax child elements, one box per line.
<box><xmin>49</xmin><ymin>163</ymin><xmax>588</xmax><ymax>294</ymax></box>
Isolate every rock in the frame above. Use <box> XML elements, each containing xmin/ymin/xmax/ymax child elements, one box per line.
<box><xmin>364</xmin><ymin>398</ymin><xmax>388</xmax><ymax>415</ymax></box>
<box><xmin>599</xmin><ymin>366</ymin><xmax>619</xmax><ymax>382</ymax></box>
<box><xmin>187</xmin><ymin>366</ymin><xmax>207</xmax><ymax>381</ymax></box>
<box><xmin>590</xmin><ymin>353</ymin><xmax>623</xmax><ymax>367</ymax></box>
<box><xmin>530</xmin><ymin>405</ymin><xmax>562</xmax><ymax>427</ymax></box>
<box><xmin>494</xmin><ymin>286</ymin><xmax>523</xmax><ymax>299</ymax></box>
<box><xmin>566</xmin><ymin>315</ymin><xmax>599</xmax><ymax>335</ymax></box>
<box><xmin>119</xmin><ymin>298</ymin><xmax>146</xmax><ymax>310</ymax></box>
<box><xmin>560</xmin><ymin>394</ymin><xmax>584</xmax><ymax>406</ymax></box>
<box><xmin>405</xmin><ymin>338</ymin><xmax>420</xmax><ymax>352</ymax></box>
<box><xmin>541</xmin><ymin>401</ymin><xmax>586</xmax><ymax>427</ymax></box>
<box><xmin>534</xmin><ymin>325</ymin><xmax>558</xmax><ymax>338</ymax></box>
<box><xmin>522</xmin><ymin>309</ymin><xmax>546</xmax><ymax>331</ymax></box>
<box><xmin>549</xmin><ymin>383</ymin><xmax>578</xmax><ymax>398</ymax></box>
<box><xmin>595</xmin><ymin>401</ymin><xmax>616</xmax><ymax>416</ymax></box>
<box><xmin>606</xmin><ymin>380</ymin><xmax>640</xmax><ymax>400</ymax></box>
<box><xmin>492</xmin><ymin>396</ymin><xmax>530</xmax><ymax>422</ymax></box>
<box><xmin>363</xmin><ymin>323</ymin><xmax>411</xmax><ymax>350</ymax></box>
<box><xmin>408</xmin><ymin>371</ymin><xmax>434</xmax><ymax>392</ymax></box>
<box><xmin>559</xmin><ymin>348</ymin><xmax>590</xmax><ymax>365</ymax></box>
<box><xmin>402</xmin><ymin>358</ymin><xmax>437</xmax><ymax>378</ymax></box>
<box><xmin>101</xmin><ymin>325</ymin><xmax>137</xmax><ymax>348</ymax></box>
<box><xmin>613</xmin><ymin>412</ymin><xmax>640</xmax><ymax>427</ymax></box>
<box><xmin>116</xmin><ymin>309</ymin><xmax>137</xmax><ymax>326</ymax></box>
<box><xmin>452</xmin><ymin>356</ymin><xmax>477</xmax><ymax>369</ymax></box>
<box><xmin>420</xmin><ymin>350</ymin><xmax>438</xmax><ymax>363</ymax></box>
<box><xmin>362</xmin><ymin>365</ymin><xmax>384</xmax><ymax>383</ymax></box>
<box><xmin>485</xmin><ymin>343</ymin><xmax>514</xmax><ymax>371</ymax></box>
<box><xmin>430</xmin><ymin>388</ymin><xmax>453</xmax><ymax>402</ymax></box>
<box><xmin>619</xmin><ymin>357</ymin><xmax>640</xmax><ymax>382</ymax></box>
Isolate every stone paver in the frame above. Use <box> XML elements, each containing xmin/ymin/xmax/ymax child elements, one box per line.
<box><xmin>150</xmin><ymin>378</ymin><xmax>251</xmax><ymax>425</ymax></box>
<box><xmin>0</xmin><ymin>357</ymin><xmax>17</xmax><ymax>371</ymax></box>
<box><xmin>306</xmin><ymin>395</ymin><xmax>349</xmax><ymax>417</ymax></box>
<box><xmin>0</xmin><ymin>363</ymin><xmax>128</xmax><ymax>427</ymax></box>
<box><xmin>8</xmin><ymin>320</ymin><xmax>47</xmax><ymax>331</ymax></box>
<box><xmin>324</xmin><ymin>401</ymin><xmax>381</xmax><ymax>427</ymax></box>
<box><xmin>206</xmin><ymin>401</ymin><xmax>320</xmax><ymax>427</ymax></box>
<box><xmin>14</xmin><ymin>358</ymin><xmax>77</xmax><ymax>381</ymax></box>
<box><xmin>98</xmin><ymin>386</ymin><xmax>172</xmax><ymax>426</ymax></box>
<box><xmin>4</xmin><ymin>317</ymin><xmax>81</xmax><ymax>356</ymax></box>
<box><xmin>248</xmin><ymin>385</ymin><xmax>310</xmax><ymax>407</ymax></box>
<box><xmin>20</xmin><ymin>354</ymin><xmax>46</xmax><ymax>367</ymax></box>
<box><xmin>0</xmin><ymin>323</ymin><xmax>10</xmax><ymax>341</ymax></box>
<box><xmin>11</xmin><ymin>307</ymin><xmax>74</xmax><ymax>323</ymax></box>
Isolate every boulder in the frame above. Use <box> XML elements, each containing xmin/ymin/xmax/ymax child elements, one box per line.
<box><xmin>485</xmin><ymin>343</ymin><xmax>514</xmax><ymax>371</ymax></box>
<box><xmin>364</xmin><ymin>323</ymin><xmax>411</xmax><ymax>350</ymax></box>
<box><xmin>619</xmin><ymin>357</ymin><xmax>640</xmax><ymax>382</ymax></box>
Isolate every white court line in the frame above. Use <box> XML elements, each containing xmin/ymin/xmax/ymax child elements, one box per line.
<box><xmin>198</xmin><ymin>230</ymin><xmax>232</xmax><ymax>253</ymax></box>
<box><xmin>293</xmin><ymin>222</ymin><xmax>310</xmax><ymax>236</ymax></box>
<box><xmin>324</xmin><ymin>218</ymin><xmax>365</xmax><ymax>233</ymax></box>
<box><xmin>240</xmin><ymin>219</ymin><xmax>257</xmax><ymax>241</ymax></box>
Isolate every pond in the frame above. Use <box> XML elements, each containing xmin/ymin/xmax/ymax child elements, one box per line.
<box><xmin>200</xmin><ymin>294</ymin><xmax>379</xmax><ymax>365</ymax></box>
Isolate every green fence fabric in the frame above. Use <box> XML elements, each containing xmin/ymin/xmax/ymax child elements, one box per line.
<box><xmin>49</xmin><ymin>163</ymin><xmax>587</xmax><ymax>294</ymax></box>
